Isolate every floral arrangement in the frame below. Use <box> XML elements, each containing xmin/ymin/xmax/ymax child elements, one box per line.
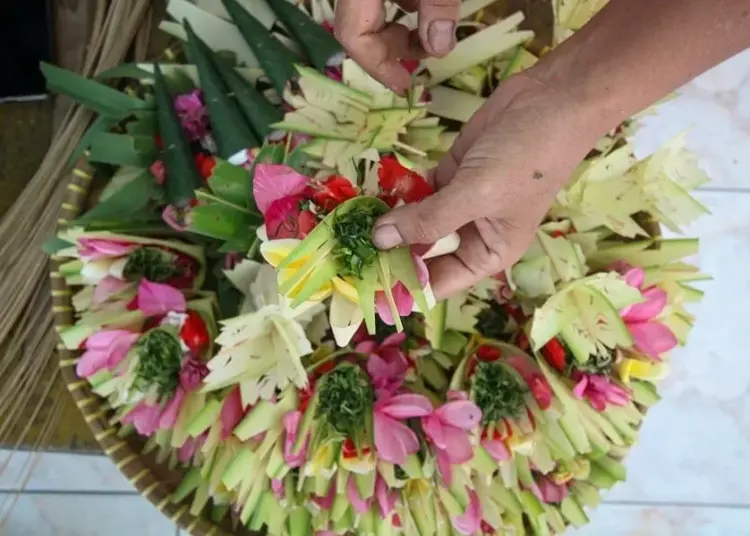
<box><xmin>45</xmin><ymin>0</ymin><xmax>710</xmax><ymax>534</ymax></box>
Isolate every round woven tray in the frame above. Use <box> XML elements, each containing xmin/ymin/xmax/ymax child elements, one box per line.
<box><xmin>47</xmin><ymin>2</ymin><xmax>661</xmax><ymax>535</ymax></box>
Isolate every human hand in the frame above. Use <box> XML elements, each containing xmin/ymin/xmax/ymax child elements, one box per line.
<box><xmin>334</xmin><ymin>0</ymin><xmax>460</xmax><ymax>94</ymax></box>
<box><xmin>371</xmin><ymin>70</ymin><xmax>610</xmax><ymax>299</ymax></box>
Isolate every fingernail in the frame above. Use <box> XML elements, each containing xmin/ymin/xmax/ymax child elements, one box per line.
<box><xmin>428</xmin><ymin>20</ymin><xmax>456</xmax><ymax>55</ymax></box>
<box><xmin>372</xmin><ymin>224</ymin><xmax>403</xmax><ymax>249</ymax></box>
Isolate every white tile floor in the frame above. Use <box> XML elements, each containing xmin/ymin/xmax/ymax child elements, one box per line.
<box><xmin>2</xmin><ymin>49</ymin><xmax>750</xmax><ymax>536</ymax></box>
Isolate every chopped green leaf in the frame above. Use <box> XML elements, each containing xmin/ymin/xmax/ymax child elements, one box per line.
<box><xmin>87</xmin><ymin>133</ymin><xmax>158</xmax><ymax>167</ymax></box>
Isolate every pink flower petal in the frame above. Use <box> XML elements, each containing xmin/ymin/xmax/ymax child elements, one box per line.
<box><xmin>630</xmin><ymin>321</ymin><xmax>678</xmax><ymax>359</ymax></box>
<box><xmin>93</xmin><ymin>277</ymin><xmax>133</xmax><ymax>305</ymax></box>
<box><xmin>137</xmin><ymin>280</ymin><xmax>186</xmax><ymax>316</ymax></box>
<box><xmin>440</xmin><ymin>425</ymin><xmax>474</xmax><ymax>464</ymax></box>
<box><xmin>76</xmin><ymin>349</ymin><xmax>111</xmax><ymax>378</ymax></box>
<box><xmin>355</xmin><ymin>340</ymin><xmax>378</xmax><ymax>355</ymax></box>
<box><xmin>347</xmin><ymin>475</ymin><xmax>371</xmax><ymax>514</ymax></box>
<box><xmin>220</xmin><ymin>387</ymin><xmax>244</xmax><ymax>440</ymax></box>
<box><xmin>382</xmin><ymin>332</ymin><xmax>407</xmax><ymax>348</ymax></box>
<box><xmin>253</xmin><ymin>164</ymin><xmax>310</xmax><ymax>215</ymax></box>
<box><xmin>452</xmin><ymin>488</ymin><xmax>482</xmax><ymax>536</ymax></box>
<box><xmin>177</xmin><ymin>435</ymin><xmax>205</xmax><ymax>462</ymax></box>
<box><xmin>412</xmin><ymin>253</ymin><xmax>429</xmax><ymax>288</ymax></box>
<box><xmin>622</xmin><ymin>287</ymin><xmax>668</xmax><ymax>323</ymax></box>
<box><xmin>380</xmin><ymin>394</ymin><xmax>433</xmax><ymax>419</ymax></box>
<box><xmin>436</xmin><ymin>450</ymin><xmax>453</xmax><ymax>485</ymax></box>
<box><xmin>572</xmin><ymin>376</ymin><xmax>588</xmax><ymax>399</ymax></box>
<box><xmin>375</xmin><ymin>283</ymin><xmax>414</xmax><ymax>326</ymax></box>
<box><xmin>423</xmin><ymin>414</ymin><xmax>447</xmax><ymax>449</ymax></box>
<box><xmin>122</xmin><ymin>403</ymin><xmax>162</xmax><ymax>436</ymax></box>
<box><xmin>537</xmin><ymin>476</ymin><xmax>569</xmax><ymax>503</ymax></box>
<box><xmin>158</xmin><ymin>387</ymin><xmax>186</xmax><ymax>430</ymax></box>
<box><xmin>436</xmin><ymin>401</ymin><xmax>482</xmax><ymax>431</ymax></box>
<box><xmin>624</xmin><ymin>268</ymin><xmax>645</xmax><ymax>289</ymax></box>
<box><xmin>374</xmin><ymin>414</ymin><xmax>419</xmax><ymax>464</ymax></box>
<box><xmin>375</xmin><ymin>476</ymin><xmax>397</xmax><ymax>518</ymax></box>
<box><xmin>312</xmin><ymin>482</ymin><xmax>336</xmax><ymax>510</ymax></box>
<box><xmin>283</xmin><ymin>410</ymin><xmax>308</xmax><ymax>468</ymax></box>
<box><xmin>78</xmin><ymin>239</ymin><xmax>137</xmax><ymax>260</ymax></box>
<box><xmin>482</xmin><ymin>439</ymin><xmax>510</xmax><ymax>462</ymax></box>
<box><xmin>271</xmin><ymin>479</ymin><xmax>285</xmax><ymax>501</ymax></box>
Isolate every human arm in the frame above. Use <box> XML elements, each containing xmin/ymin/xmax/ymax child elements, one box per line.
<box><xmin>368</xmin><ymin>0</ymin><xmax>750</xmax><ymax>298</ymax></box>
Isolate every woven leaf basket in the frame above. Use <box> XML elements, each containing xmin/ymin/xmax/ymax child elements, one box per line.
<box><xmin>48</xmin><ymin>1</ymin><xmax>662</xmax><ymax>535</ymax></box>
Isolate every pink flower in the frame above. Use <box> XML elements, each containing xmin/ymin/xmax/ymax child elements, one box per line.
<box><xmin>92</xmin><ymin>276</ymin><xmax>133</xmax><ymax>305</ymax></box>
<box><xmin>177</xmin><ymin>435</ymin><xmax>206</xmax><ymax>463</ymax></box>
<box><xmin>621</xmin><ymin>268</ymin><xmax>678</xmax><ymax>359</ymax></box>
<box><xmin>271</xmin><ymin>479</ymin><xmax>285</xmax><ymax>502</ymax></box>
<box><xmin>347</xmin><ymin>475</ymin><xmax>372</xmax><ymax>514</ymax></box>
<box><xmin>360</xmin><ymin>332</ymin><xmax>411</xmax><ymax>392</ymax></box>
<box><xmin>311</xmin><ymin>481</ymin><xmax>337</xmax><ymax>510</ymax></box>
<box><xmin>149</xmin><ymin>160</ymin><xmax>166</xmax><ymax>185</ymax></box>
<box><xmin>282</xmin><ymin>410</ymin><xmax>309</xmax><ymax>468</ymax></box>
<box><xmin>135</xmin><ymin>280</ymin><xmax>186</xmax><ymax>317</ymax></box>
<box><xmin>179</xmin><ymin>356</ymin><xmax>208</xmax><ymax>391</ymax></box>
<box><xmin>76</xmin><ymin>330</ymin><xmax>140</xmax><ymax>378</ymax></box>
<box><xmin>121</xmin><ymin>386</ymin><xmax>186</xmax><ymax>437</ymax></box>
<box><xmin>375</xmin><ymin>253</ymin><xmax>429</xmax><ymax>326</ymax></box>
<box><xmin>375</xmin><ymin>475</ymin><xmax>398</xmax><ymax>519</ymax></box>
<box><xmin>451</xmin><ymin>488</ymin><xmax>482</xmax><ymax>535</ymax></box>
<box><xmin>78</xmin><ymin>238</ymin><xmax>138</xmax><ymax>261</ymax></box>
<box><xmin>572</xmin><ymin>371</ymin><xmax>630</xmax><ymax>412</ymax></box>
<box><xmin>422</xmin><ymin>397</ymin><xmax>482</xmax><ymax>485</ymax></box>
<box><xmin>373</xmin><ymin>392</ymin><xmax>433</xmax><ymax>465</ymax></box>
<box><xmin>530</xmin><ymin>474</ymin><xmax>569</xmax><ymax>504</ymax></box>
<box><xmin>482</xmin><ymin>434</ymin><xmax>510</xmax><ymax>462</ymax></box>
<box><xmin>174</xmin><ymin>89</ymin><xmax>209</xmax><ymax>141</ymax></box>
<box><xmin>253</xmin><ymin>164</ymin><xmax>310</xmax><ymax>216</ymax></box>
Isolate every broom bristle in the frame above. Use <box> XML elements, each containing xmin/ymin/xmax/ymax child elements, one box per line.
<box><xmin>0</xmin><ymin>0</ymin><xmax>154</xmax><ymax>522</ymax></box>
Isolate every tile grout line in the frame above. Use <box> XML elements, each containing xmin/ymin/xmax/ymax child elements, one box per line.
<box><xmin>0</xmin><ymin>489</ymin><xmax>140</xmax><ymax>496</ymax></box>
<box><xmin>602</xmin><ymin>499</ymin><xmax>750</xmax><ymax>510</ymax></box>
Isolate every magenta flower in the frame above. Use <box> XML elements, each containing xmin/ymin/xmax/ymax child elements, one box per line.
<box><xmin>572</xmin><ymin>371</ymin><xmax>630</xmax><ymax>412</ymax></box>
<box><xmin>76</xmin><ymin>329</ymin><xmax>140</xmax><ymax>378</ymax></box>
<box><xmin>373</xmin><ymin>391</ymin><xmax>433</xmax><ymax>465</ymax></box>
<box><xmin>530</xmin><ymin>473</ymin><xmax>569</xmax><ymax>504</ymax></box>
<box><xmin>422</xmin><ymin>394</ymin><xmax>482</xmax><ymax>485</ymax></box>
<box><xmin>122</xmin><ymin>386</ymin><xmax>186</xmax><ymax>436</ymax></box>
<box><xmin>374</xmin><ymin>253</ymin><xmax>429</xmax><ymax>326</ymax></box>
<box><xmin>177</xmin><ymin>434</ymin><xmax>206</xmax><ymax>463</ymax></box>
<box><xmin>621</xmin><ymin>268</ymin><xmax>678</xmax><ymax>359</ymax></box>
<box><xmin>219</xmin><ymin>386</ymin><xmax>244</xmax><ymax>440</ymax></box>
<box><xmin>78</xmin><ymin>238</ymin><xmax>138</xmax><ymax>260</ymax></box>
<box><xmin>482</xmin><ymin>434</ymin><xmax>511</xmax><ymax>462</ymax></box>
<box><xmin>179</xmin><ymin>356</ymin><xmax>209</xmax><ymax>391</ymax></box>
<box><xmin>347</xmin><ymin>475</ymin><xmax>372</xmax><ymax>514</ymax></box>
<box><xmin>359</xmin><ymin>332</ymin><xmax>411</xmax><ymax>392</ymax></box>
<box><xmin>135</xmin><ymin>280</ymin><xmax>186</xmax><ymax>316</ymax></box>
<box><xmin>375</xmin><ymin>475</ymin><xmax>398</xmax><ymax>519</ymax></box>
<box><xmin>174</xmin><ymin>89</ymin><xmax>209</xmax><ymax>141</ymax></box>
<box><xmin>253</xmin><ymin>164</ymin><xmax>310</xmax><ymax>215</ymax></box>
<box><xmin>451</xmin><ymin>488</ymin><xmax>482</xmax><ymax>536</ymax></box>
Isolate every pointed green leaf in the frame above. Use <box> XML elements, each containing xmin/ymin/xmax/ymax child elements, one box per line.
<box><xmin>41</xmin><ymin>62</ymin><xmax>150</xmax><ymax>118</ymax></box>
<box><xmin>68</xmin><ymin>115</ymin><xmax>120</xmax><ymax>167</ymax></box>
<box><xmin>267</xmin><ymin>0</ymin><xmax>344</xmax><ymax>71</ymax></box>
<box><xmin>290</xmin><ymin>258</ymin><xmax>339</xmax><ymax>307</ymax></box>
<box><xmin>355</xmin><ymin>264</ymin><xmax>378</xmax><ymax>333</ymax></box>
<box><xmin>153</xmin><ymin>63</ymin><xmax>203</xmax><ymax>206</ymax></box>
<box><xmin>183</xmin><ymin>20</ymin><xmax>260</xmax><ymax>157</ymax></box>
<box><xmin>207</xmin><ymin>159</ymin><xmax>251</xmax><ymax>206</ymax></box>
<box><xmin>221</xmin><ymin>0</ymin><xmax>301</xmax><ymax>95</ymax></box>
<box><xmin>187</xmin><ymin>202</ymin><xmax>255</xmax><ymax>241</ymax></box>
<box><xmin>87</xmin><ymin>132</ymin><xmax>158</xmax><ymax>167</ymax></box>
<box><xmin>74</xmin><ymin>169</ymin><xmax>163</xmax><ymax>227</ymax></box>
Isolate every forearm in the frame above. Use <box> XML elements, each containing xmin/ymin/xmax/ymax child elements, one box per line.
<box><xmin>533</xmin><ymin>0</ymin><xmax>750</xmax><ymax>135</ymax></box>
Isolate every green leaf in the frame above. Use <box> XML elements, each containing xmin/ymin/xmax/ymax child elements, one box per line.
<box><xmin>209</xmin><ymin>49</ymin><xmax>283</xmax><ymax>140</ymax></box>
<box><xmin>184</xmin><ymin>20</ymin><xmax>260</xmax><ymax>158</ymax></box>
<box><xmin>68</xmin><ymin>115</ymin><xmax>121</xmax><ymax>168</ymax></box>
<box><xmin>74</xmin><ymin>169</ymin><xmax>163</xmax><ymax>227</ymax></box>
<box><xmin>96</xmin><ymin>63</ymin><xmax>153</xmax><ymax>81</ymax></box>
<box><xmin>87</xmin><ymin>133</ymin><xmax>158</xmax><ymax>167</ymax></box>
<box><xmin>207</xmin><ymin>160</ymin><xmax>251</xmax><ymax>206</ymax></box>
<box><xmin>221</xmin><ymin>0</ymin><xmax>301</xmax><ymax>95</ymax></box>
<box><xmin>41</xmin><ymin>62</ymin><xmax>150</xmax><ymax>118</ymax></box>
<box><xmin>42</xmin><ymin>236</ymin><xmax>75</xmax><ymax>255</ymax></box>
<box><xmin>284</xmin><ymin>145</ymin><xmax>309</xmax><ymax>173</ymax></box>
<box><xmin>266</xmin><ymin>0</ymin><xmax>344</xmax><ymax>71</ymax></box>
<box><xmin>126</xmin><ymin>111</ymin><xmax>158</xmax><ymax>136</ymax></box>
<box><xmin>153</xmin><ymin>63</ymin><xmax>204</xmax><ymax>206</ymax></box>
<box><xmin>187</xmin><ymin>203</ymin><xmax>255</xmax><ymax>241</ymax></box>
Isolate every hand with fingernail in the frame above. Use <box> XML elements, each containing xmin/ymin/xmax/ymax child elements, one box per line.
<box><xmin>334</xmin><ymin>0</ymin><xmax>750</xmax><ymax>300</ymax></box>
<box><xmin>334</xmin><ymin>0</ymin><xmax>458</xmax><ymax>95</ymax></box>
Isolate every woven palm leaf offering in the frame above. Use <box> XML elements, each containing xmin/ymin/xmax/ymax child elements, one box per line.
<box><xmin>44</xmin><ymin>0</ymin><xmax>711</xmax><ymax>534</ymax></box>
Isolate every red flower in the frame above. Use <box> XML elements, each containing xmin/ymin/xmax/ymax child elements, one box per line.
<box><xmin>341</xmin><ymin>438</ymin><xmax>371</xmax><ymax>459</ymax></box>
<box><xmin>149</xmin><ymin>160</ymin><xmax>166</xmax><ymax>185</ymax></box>
<box><xmin>265</xmin><ymin>195</ymin><xmax>317</xmax><ymax>240</ymax></box>
<box><xmin>541</xmin><ymin>338</ymin><xmax>567</xmax><ymax>372</ymax></box>
<box><xmin>180</xmin><ymin>310</ymin><xmax>210</xmax><ymax>353</ymax></box>
<box><xmin>377</xmin><ymin>155</ymin><xmax>433</xmax><ymax>207</ymax></box>
<box><xmin>400</xmin><ymin>59</ymin><xmax>420</xmax><ymax>74</ymax></box>
<box><xmin>167</xmin><ymin>252</ymin><xmax>200</xmax><ymax>289</ymax></box>
<box><xmin>195</xmin><ymin>153</ymin><xmax>216</xmax><ymax>181</ymax></box>
<box><xmin>311</xmin><ymin>176</ymin><xmax>358</xmax><ymax>212</ymax></box>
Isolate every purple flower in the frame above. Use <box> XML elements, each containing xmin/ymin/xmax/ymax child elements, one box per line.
<box><xmin>174</xmin><ymin>89</ymin><xmax>210</xmax><ymax>141</ymax></box>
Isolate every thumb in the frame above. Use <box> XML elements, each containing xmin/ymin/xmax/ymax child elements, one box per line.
<box><xmin>372</xmin><ymin>180</ymin><xmax>481</xmax><ymax>249</ymax></box>
<box><xmin>419</xmin><ymin>0</ymin><xmax>460</xmax><ymax>56</ymax></box>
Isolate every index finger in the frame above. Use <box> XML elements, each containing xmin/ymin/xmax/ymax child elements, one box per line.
<box><xmin>334</xmin><ymin>0</ymin><xmax>423</xmax><ymax>94</ymax></box>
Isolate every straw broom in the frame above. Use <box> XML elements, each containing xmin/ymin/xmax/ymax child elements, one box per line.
<box><xmin>0</xmin><ymin>0</ymin><xmax>155</xmax><ymax>514</ymax></box>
